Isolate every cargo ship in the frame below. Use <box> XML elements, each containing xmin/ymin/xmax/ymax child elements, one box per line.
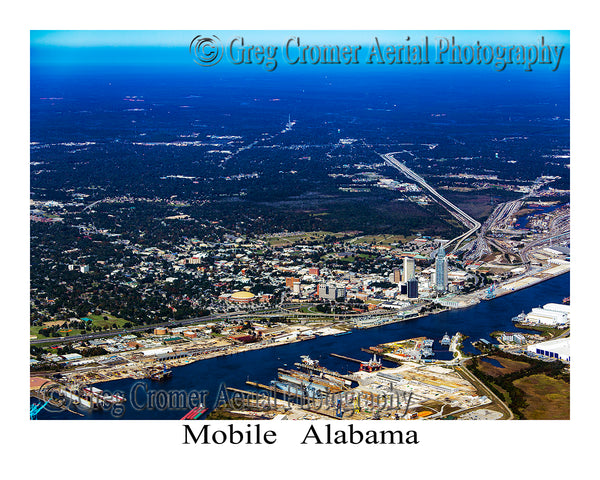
<box><xmin>271</xmin><ymin>380</ymin><xmax>323</xmax><ymax>398</ymax></box>
<box><xmin>334</xmin><ymin>330</ymin><xmax>352</xmax><ymax>337</ymax></box>
<box><xmin>295</xmin><ymin>356</ymin><xmax>354</xmax><ymax>388</ymax></box>
<box><xmin>277</xmin><ymin>368</ymin><xmax>345</xmax><ymax>393</ymax></box>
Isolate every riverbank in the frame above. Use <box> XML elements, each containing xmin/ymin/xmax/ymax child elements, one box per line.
<box><xmin>34</xmin><ymin>272</ymin><xmax>569</xmax><ymax>419</ymax></box>
<box><xmin>40</xmin><ymin>266</ymin><xmax>569</xmax><ymax>389</ymax></box>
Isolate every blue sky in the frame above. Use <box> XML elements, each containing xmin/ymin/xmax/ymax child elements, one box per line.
<box><xmin>30</xmin><ymin>30</ymin><xmax>570</xmax><ymax>72</ymax></box>
<box><xmin>31</xmin><ymin>30</ymin><xmax>570</xmax><ymax>48</ymax></box>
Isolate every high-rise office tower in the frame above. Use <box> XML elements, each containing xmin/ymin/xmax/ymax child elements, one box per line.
<box><xmin>403</xmin><ymin>257</ymin><xmax>415</xmax><ymax>282</ymax></box>
<box><xmin>435</xmin><ymin>244</ymin><xmax>448</xmax><ymax>293</ymax></box>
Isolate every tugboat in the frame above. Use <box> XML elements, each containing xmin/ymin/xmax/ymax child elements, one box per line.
<box><xmin>148</xmin><ymin>364</ymin><xmax>172</xmax><ymax>381</ymax></box>
<box><xmin>440</xmin><ymin>333</ymin><xmax>451</xmax><ymax>346</ymax></box>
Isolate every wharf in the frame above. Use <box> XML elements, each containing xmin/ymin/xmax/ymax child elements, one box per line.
<box><xmin>30</xmin><ymin>388</ymin><xmax>85</xmax><ymax>417</ymax></box>
<box><xmin>330</xmin><ymin>353</ymin><xmax>365</xmax><ymax>364</ymax></box>
<box><xmin>293</xmin><ymin>362</ymin><xmax>356</xmax><ymax>383</ymax></box>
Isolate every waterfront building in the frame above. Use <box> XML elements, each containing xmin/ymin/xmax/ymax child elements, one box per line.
<box><xmin>525</xmin><ymin>303</ymin><xmax>570</xmax><ymax>326</ymax></box>
<box><xmin>527</xmin><ymin>338</ymin><xmax>570</xmax><ymax>362</ymax></box>
<box><xmin>435</xmin><ymin>244</ymin><xmax>448</xmax><ymax>293</ymax></box>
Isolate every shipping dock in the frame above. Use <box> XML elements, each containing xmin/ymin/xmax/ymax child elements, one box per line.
<box><xmin>146</xmin><ymin>364</ymin><xmax>172</xmax><ymax>381</ymax></box>
<box><xmin>277</xmin><ymin>368</ymin><xmax>346</xmax><ymax>393</ymax></box>
<box><xmin>294</xmin><ymin>356</ymin><xmax>355</xmax><ymax>385</ymax></box>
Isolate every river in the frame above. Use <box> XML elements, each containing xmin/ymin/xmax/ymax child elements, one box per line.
<box><xmin>34</xmin><ymin>272</ymin><xmax>569</xmax><ymax>420</ymax></box>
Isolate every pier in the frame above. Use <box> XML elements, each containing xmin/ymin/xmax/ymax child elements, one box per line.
<box><xmin>330</xmin><ymin>353</ymin><xmax>365</xmax><ymax>364</ymax></box>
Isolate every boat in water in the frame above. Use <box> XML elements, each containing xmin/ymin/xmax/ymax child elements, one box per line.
<box><xmin>180</xmin><ymin>405</ymin><xmax>208</xmax><ymax>420</ymax></box>
<box><xmin>147</xmin><ymin>364</ymin><xmax>172</xmax><ymax>381</ymax></box>
<box><xmin>421</xmin><ymin>347</ymin><xmax>434</xmax><ymax>357</ymax></box>
<box><xmin>334</xmin><ymin>330</ymin><xmax>352</xmax><ymax>337</ymax></box>
<box><xmin>359</xmin><ymin>354</ymin><xmax>382</xmax><ymax>372</ymax></box>
<box><xmin>440</xmin><ymin>333</ymin><xmax>451</xmax><ymax>346</ymax></box>
<box><xmin>271</xmin><ymin>380</ymin><xmax>323</xmax><ymax>398</ymax></box>
<box><xmin>300</xmin><ymin>355</ymin><xmax>319</xmax><ymax>368</ymax></box>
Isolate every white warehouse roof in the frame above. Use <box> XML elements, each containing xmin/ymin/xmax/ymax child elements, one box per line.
<box><xmin>527</xmin><ymin>338</ymin><xmax>570</xmax><ymax>361</ymax></box>
<box><xmin>543</xmin><ymin>303</ymin><xmax>570</xmax><ymax>314</ymax></box>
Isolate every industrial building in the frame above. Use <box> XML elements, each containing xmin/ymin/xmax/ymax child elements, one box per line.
<box><xmin>527</xmin><ymin>337</ymin><xmax>570</xmax><ymax>362</ymax></box>
<box><xmin>526</xmin><ymin>303</ymin><xmax>570</xmax><ymax>326</ymax></box>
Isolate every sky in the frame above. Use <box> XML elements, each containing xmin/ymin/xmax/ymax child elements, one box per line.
<box><xmin>31</xmin><ymin>30</ymin><xmax>570</xmax><ymax>48</ymax></box>
<box><xmin>30</xmin><ymin>30</ymin><xmax>570</xmax><ymax>72</ymax></box>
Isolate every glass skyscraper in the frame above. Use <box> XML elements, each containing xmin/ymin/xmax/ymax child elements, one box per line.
<box><xmin>435</xmin><ymin>244</ymin><xmax>448</xmax><ymax>293</ymax></box>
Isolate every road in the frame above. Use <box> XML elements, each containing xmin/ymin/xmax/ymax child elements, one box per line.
<box><xmin>30</xmin><ymin>311</ymin><xmax>254</xmax><ymax>345</ymax></box>
<box><xmin>30</xmin><ymin>305</ymin><xmax>411</xmax><ymax>345</ymax></box>
<box><xmin>379</xmin><ymin>152</ymin><xmax>481</xmax><ymax>251</ymax></box>
<box><xmin>456</xmin><ymin>360</ymin><xmax>514</xmax><ymax>420</ymax></box>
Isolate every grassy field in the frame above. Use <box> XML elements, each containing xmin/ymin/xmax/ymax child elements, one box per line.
<box><xmin>85</xmin><ymin>314</ymin><xmax>130</xmax><ymax>329</ymax></box>
<box><xmin>31</xmin><ymin>314</ymin><xmax>130</xmax><ymax>338</ymax></box>
<box><xmin>513</xmin><ymin>374</ymin><xmax>570</xmax><ymax>419</ymax></box>
<box><xmin>516</xmin><ymin>324</ymin><xmax>569</xmax><ymax>340</ymax></box>
<box><xmin>477</xmin><ymin>355</ymin><xmax>532</xmax><ymax>378</ymax></box>
<box><xmin>30</xmin><ymin>325</ymin><xmax>84</xmax><ymax>338</ymax></box>
<box><xmin>30</xmin><ymin>326</ymin><xmax>46</xmax><ymax>338</ymax></box>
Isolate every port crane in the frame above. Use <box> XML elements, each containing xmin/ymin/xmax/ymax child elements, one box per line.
<box><xmin>485</xmin><ymin>283</ymin><xmax>496</xmax><ymax>300</ymax></box>
<box><xmin>30</xmin><ymin>400</ymin><xmax>49</xmax><ymax>420</ymax></box>
<box><xmin>336</xmin><ymin>399</ymin><xmax>343</xmax><ymax>418</ymax></box>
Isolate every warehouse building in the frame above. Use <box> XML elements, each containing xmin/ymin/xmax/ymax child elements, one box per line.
<box><xmin>527</xmin><ymin>338</ymin><xmax>570</xmax><ymax>362</ymax></box>
<box><xmin>525</xmin><ymin>303</ymin><xmax>570</xmax><ymax>326</ymax></box>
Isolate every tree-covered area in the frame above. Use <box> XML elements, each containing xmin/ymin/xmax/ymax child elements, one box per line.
<box><xmin>466</xmin><ymin>349</ymin><xmax>568</xmax><ymax>419</ymax></box>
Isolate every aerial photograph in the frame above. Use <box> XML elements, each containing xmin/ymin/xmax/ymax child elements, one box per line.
<box><xmin>29</xmin><ymin>30</ymin><xmax>570</xmax><ymax>422</ymax></box>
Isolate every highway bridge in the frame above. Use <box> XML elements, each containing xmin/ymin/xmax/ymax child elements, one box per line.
<box><xmin>379</xmin><ymin>152</ymin><xmax>481</xmax><ymax>251</ymax></box>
